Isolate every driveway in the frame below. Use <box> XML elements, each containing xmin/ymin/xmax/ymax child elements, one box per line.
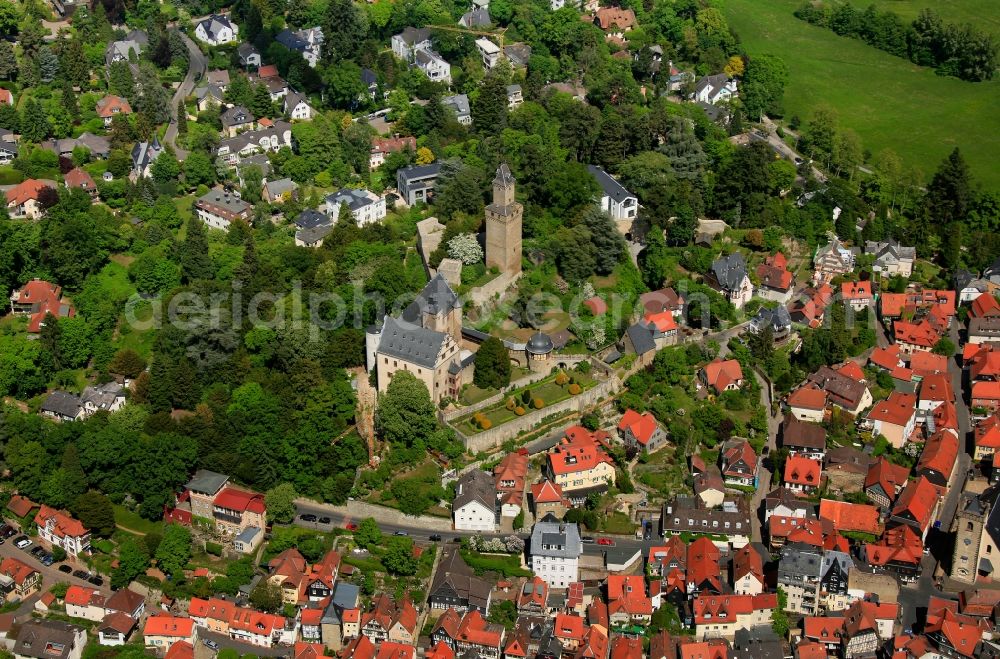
<box><xmin>194</xmin><ymin>630</ymin><xmax>290</xmax><ymax>659</ymax></box>
<box><xmin>0</xmin><ymin>540</ymin><xmax>111</xmax><ymax>614</ymax></box>
<box><xmin>163</xmin><ymin>30</ymin><xmax>207</xmax><ymax>160</ymax></box>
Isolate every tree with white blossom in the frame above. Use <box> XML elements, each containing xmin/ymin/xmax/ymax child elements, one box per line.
<box><xmin>447</xmin><ymin>233</ymin><xmax>483</xmax><ymax>265</ymax></box>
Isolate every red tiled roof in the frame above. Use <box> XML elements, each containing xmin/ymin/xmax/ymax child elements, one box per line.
<box><xmin>618</xmin><ymin>409</ymin><xmax>660</xmax><ymax>445</ymax></box>
<box><xmin>64</xmin><ymin>167</ymin><xmax>96</xmax><ymax>191</ymax></box>
<box><xmin>890</xmin><ymin>476</ymin><xmax>940</xmax><ymax>532</ymax></box>
<box><xmin>803</xmin><ymin>615</ymin><xmax>844</xmax><ymax>643</ymax></box>
<box><xmin>919</xmin><ymin>374</ymin><xmax>954</xmax><ymax>403</ymax></box>
<box><xmin>425</xmin><ymin>642</ymin><xmax>455</xmax><ymax>659</ymax></box>
<box><xmin>917</xmin><ymin>431</ymin><xmax>959</xmax><ymax>481</ymax></box>
<box><xmin>100</xmin><ymin>611</ymin><xmax>137</xmax><ymax>635</ymax></box>
<box><xmin>796</xmin><ymin>641</ymin><xmax>828</xmax><ymax>659</ymax></box>
<box><xmin>610</xmin><ymin>636</ymin><xmax>644</xmax><ymax>659</ymax></box>
<box><xmin>65</xmin><ymin>585</ymin><xmax>103</xmax><ymax>607</ymax></box>
<box><xmin>867</xmin><ymin>392</ymin><xmax>917</xmax><ymax>427</ymax></box>
<box><xmin>732</xmin><ymin>544</ymin><xmax>764</xmax><ymax>584</ymax></box>
<box><xmin>967</xmin><ymin>343</ymin><xmax>1000</xmax><ymax>381</ymax></box>
<box><xmin>7</xmin><ymin>494</ymin><xmax>36</xmax><ymax>518</ymax></box>
<box><xmin>6</xmin><ymin>179</ymin><xmax>53</xmax><ymax>206</ymax></box>
<box><xmin>722</xmin><ymin>439</ymin><xmax>758</xmax><ymax>478</ymax></box>
<box><xmin>870</xmin><ymin>345</ymin><xmax>903</xmax><ymax>371</ymax></box>
<box><xmin>548</xmin><ymin>427</ymin><xmax>614</xmax><ymax>476</ymax></box>
<box><xmin>864</xmin><ymin>457</ymin><xmax>910</xmax><ymax>500</ymax></box>
<box><xmin>640</xmin><ymin>288</ymin><xmax>684</xmax><ymax>314</ymax></box>
<box><xmin>925</xmin><ymin>609</ymin><xmax>984</xmax><ymax>658</ymax></box>
<box><xmin>818</xmin><ymin>499</ymin><xmax>880</xmax><ymax>535</ymax></box>
<box><xmin>784</xmin><ymin>455</ymin><xmax>822</xmax><ymax>487</ymax></box>
<box><xmin>703</xmin><ymin>359</ymin><xmax>743</xmax><ymax>392</ymax></box>
<box><xmin>686</xmin><ymin>537</ymin><xmax>722</xmax><ymax>592</ymax></box>
<box><xmin>213</xmin><ymin>487</ymin><xmax>266</xmax><ymax>514</ymax></box>
<box><xmin>841</xmin><ymin>280</ymin><xmax>872</xmax><ymax>300</ymax></box>
<box><xmin>865</xmin><ymin>524</ymin><xmax>923</xmax><ymax>567</ymax></box>
<box><xmin>894</xmin><ymin>319</ymin><xmax>942</xmax><ymax>348</ymax></box>
<box><xmin>645</xmin><ymin>310</ymin><xmax>678</xmax><ymax>332</ymax></box>
<box><xmin>910</xmin><ymin>351</ymin><xmax>949</xmax><ymax>377</ymax></box>
<box><xmin>578</xmin><ymin>626</ymin><xmax>609</xmax><ymax>659</ymax></box>
<box><xmin>530</xmin><ymin>479</ymin><xmax>565</xmax><ymax>503</ymax></box>
<box><xmin>757</xmin><ymin>256</ymin><xmax>793</xmax><ymax>291</ymax></box>
<box><xmin>584</xmin><ymin>296</ymin><xmax>608</xmax><ymax>315</ymax></box>
<box><xmin>95</xmin><ymin>95</ymin><xmax>132</xmax><ymax>118</ymax></box>
<box><xmin>973</xmin><ymin>380</ymin><xmax>1000</xmax><ymax>402</ymax></box>
<box><xmin>594</xmin><ymin>7</ymin><xmax>636</xmax><ymax>30</ymax></box>
<box><xmin>976</xmin><ymin>415</ymin><xmax>1000</xmax><ymax>450</ymax></box>
<box><xmin>680</xmin><ymin>640</ymin><xmax>728</xmax><ymax>659</ymax></box>
<box><xmin>554</xmin><ymin>613</ymin><xmax>585</xmax><ymax>641</ymax></box>
<box><xmin>834</xmin><ymin>361</ymin><xmax>865</xmax><ymax>382</ymax></box>
<box><xmin>375</xmin><ymin>642</ymin><xmax>415</xmax><ymax>659</ymax></box>
<box><xmin>0</xmin><ymin>557</ymin><xmax>38</xmax><ymax>586</ymax></box>
<box><xmin>788</xmin><ymin>384</ymin><xmax>827</xmax><ymax>411</ymax></box>
<box><xmin>371</xmin><ymin>135</ymin><xmax>416</xmax><ymax>155</ymax></box>
<box><xmin>294</xmin><ymin>642</ymin><xmax>326</xmax><ymax>659</ymax></box>
<box><xmin>144</xmin><ymin>615</ymin><xmax>194</xmax><ymax>638</ymax></box>
<box><xmin>258</xmin><ymin>64</ymin><xmax>279</xmax><ymax>78</ymax></box>
<box><xmin>165</xmin><ymin>641</ymin><xmax>194</xmax><ymax>659</ymax></box>
<box><xmin>340</xmin><ymin>636</ymin><xmax>376</xmax><ymax>659</ymax></box>
<box><xmin>970</xmin><ymin>292</ymin><xmax>1000</xmax><ymax>319</ymax></box>
<box><xmin>35</xmin><ymin>505</ymin><xmax>88</xmax><ymax>538</ymax></box>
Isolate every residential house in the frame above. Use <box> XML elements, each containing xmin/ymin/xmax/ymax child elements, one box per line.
<box><xmin>397</xmin><ymin>163</ymin><xmax>442</xmax><ymax>206</ymax></box>
<box><xmin>360</xmin><ymin>595</ymin><xmax>418</xmax><ymax>646</ymax></box>
<box><xmin>324</xmin><ymin>188</ymin><xmax>386</xmax><ymax>226</ymax></box>
<box><xmin>476</xmin><ymin>38</ymin><xmax>501</xmax><ymax>70</ymax></box>
<box><xmin>916</xmin><ymin>431</ymin><xmax>959</xmax><ymax>487</ymax></box>
<box><xmin>275</xmin><ymin>27</ymin><xmax>323</xmax><ymax>68</ymax></box>
<box><xmin>517</xmin><ymin>577</ymin><xmax>550</xmax><ymax>616</ymax></box>
<box><xmin>700</xmin><ymin>359</ymin><xmax>744</xmax><ymax>394</ymax></box>
<box><xmin>104</xmin><ymin>31</ymin><xmax>147</xmax><ymax>72</ymax></box>
<box><xmin>14</xmin><ymin>621</ymin><xmax>87</xmax><ymax>659</ymax></box>
<box><xmin>969</xmin><ymin>316</ymin><xmax>1000</xmax><ymax>344</ymax></box>
<box><xmin>429</xmin><ymin>549</ymin><xmax>492</xmax><ymax>615</ymax></box>
<box><xmin>130</xmin><ymin>137</ymin><xmax>163</xmax><ymax>179</ymax></box>
<box><xmin>617</xmin><ymin>409</ymin><xmax>668</xmax><ymax>453</ymax></box>
<box><xmin>65</xmin><ymin>585</ymin><xmax>107</xmax><ymax>621</ymax></box>
<box><xmin>781</xmin><ymin>415</ymin><xmax>827</xmax><ymax>461</ymax></box>
<box><xmin>8</xmin><ymin>279</ymin><xmax>75</xmax><ymax>333</ymax></box>
<box><xmin>195</xmin><ymin>15</ymin><xmax>238</xmax><ymax>46</ymax></box>
<box><xmin>692</xmin><ymin>593</ymin><xmax>776</xmax><ymax>641</ymax></box>
<box><xmin>0</xmin><ymin>557</ymin><xmax>41</xmax><ymax>602</ymax></box>
<box><xmin>221</xmin><ymin>106</ymin><xmax>254</xmax><ymax>137</ymax></box>
<box><xmin>864</xmin><ymin>457</ymin><xmax>910</xmax><ymax>510</ymax></box>
<box><xmin>453</xmin><ymin>469</ymin><xmax>497</xmax><ymax>532</ymax></box>
<box><xmin>530</xmin><ymin>480</ymin><xmax>572</xmax><ymax>520</ymax></box>
<box><xmin>786</xmin><ymin>385</ymin><xmax>828</xmax><ymax>423</ymax></box>
<box><xmin>319</xmin><ymin>582</ymin><xmax>360</xmax><ymax>651</ymax></box>
<box><xmin>955</xmin><ymin>268</ymin><xmax>990</xmax><ymax>304</ymax></box>
<box><xmin>415</xmin><ymin>47</ymin><xmax>452</xmax><ymax>84</ymax></box>
<box><xmin>784</xmin><ymin>455</ymin><xmax>822</xmax><ymax>494</ymax></box>
<box><xmin>195</xmin><ymin>188</ymin><xmax>252</xmax><ymax>230</ymax></box>
<box><xmin>972</xmin><ymin>381</ymin><xmax>1000</xmax><ymax>413</ymax></box>
<box><xmin>529</xmin><ymin>514</ymin><xmax>582</xmax><ymax>588</ymax></box>
<box><xmin>262</xmin><ymin>178</ymin><xmax>298</xmax><ymax>204</ymax></box>
<box><xmin>237</xmin><ymin>43</ymin><xmax>262</xmax><ymax>68</ymax></box>
<box><xmin>924</xmin><ymin>607</ymin><xmax>984</xmax><ymax>659</ymax></box>
<box><xmin>143</xmin><ymin>616</ymin><xmax>195</xmax><ymax>651</ymax></box>
<box><xmin>888</xmin><ymin>475</ymin><xmax>941</xmax><ymax>541</ymax></box>
<box><xmin>97</xmin><ymin>613</ymin><xmax>136</xmax><ymax>646</ymax></box>
<box><xmin>748</xmin><ymin>305</ymin><xmax>792</xmax><ymax>340</ymax></box>
<box><xmin>692</xmin><ymin>74</ymin><xmax>737</xmax><ymax>105</ymax></box>
<box><xmin>731</xmin><ymin>544</ymin><xmax>765</xmax><ymax>596</ymax></box>
<box><xmin>105</xmin><ymin>588</ymin><xmax>146</xmax><ymax>620</ymax></box>
<box><xmin>506</xmin><ymin>84</ymin><xmax>523</xmax><ymax>109</ymax></box>
<box><xmin>974</xmin><ymin>414</ymin><xmax>1000</xmax><ymax>463</ymax></box>
<box><xmin>841</xmin><ymin>280</ymin><xmax>874</xmax><ymax>312</ymax></box>
<box><xmin>661</xmin><ymin>496</ymin><xmax>752</xmax><ymax>548</ymax></box>
<box><xmin>640</xmin><ymin>287</ymin><xmax>685</xmax><ymax>319</ymax></box>
<box><xmin>818</xmin><ymin>500</ymin><xmax>880</xmax><ymax>537</ymax></box>
<box><xmin>6</xmin><ymin>179</ymin><xmax>55</xmax><ymax>219</ymax></box>
<box><xmin>284</xmin><ymin>91</ymin><xmax>314</xmax><ymax>120</ymax></box>
<box><xmin>587</xmin><ymin>165</ymin><xmax>638</xmax><ymax>234</ymax></box>
<box><xmin>215</xmin><ymin>122</ymin><xmax>293</xmax><ymax>168</ymax></box>
<box><xmin>369</xmin><ymin>135</ymin><xmax>416</xmax><ymax>169</ymax></box>
<box><xmin>391</xmin><ymin>27</ymin><xmax>432</xmax><ymax>61</ymax></box>
<box><xmin>40</xmin><ymin>391</ymin><xmax>83</xmax><ymax>422</ymax></box>
<box><xmin>212</xmin><ymin>487</ymin><xmax>265</xmax><ymax>539</ymax></box>
<box><xmin>807</xmin><ymin>365</ymin><xmax>873</xmax><ymax>416</ymax></box>
<box><xmin>970</xmin><ymin>292</ymin><xmax>1000</xmax><ymax>320</ymax></box>
<box><xmin>450</xmin><ymin>610</ymin><xmax>504</xmax><ymax>658</ymax></box>
<box><xmin>442</xmin><ymin>94</ymin><xmax>472</xmax><ymax>125</ymax></box>
<box><xmin>35</xmin><ymin>506</ymin><xmax>90</xmax><ymax>557</ymax></box>
<box><xmin>813</xmin><ymin>238</ymin><xmax>855</xmax><ymax>284</ymax></box>
<box><xmin>719</xmin><ymin>439</ymin><xmax>758</xmax><ymax>488</ymax></box>
<box><xmin>95</xmin><ymin>95</ymin><xmax>132</xmax><ymax>127</ymax></box>
<box><xmin>607</xmin><ymin>574</ymin><xmax>653</xmax><ymax>628</ymax></box>
<box><xmin>64</xmin><ymin>167</ymin><xmax>97</xmax><ymax>199</ymax></box>
<box><xmin>493</xmin><ymin>451</ymin><xmax>528</xmax><ymax>519</ymax></box>
<box><xmin>80</xmin><ymin>382</ymin><xmax>126</xmax><ymax>416</ymax></box>
<box><xmin>755</xmin><ymin>252</ymin><xmax>794</xmax><ymax>302</ymax></box>
<box><xmin>707</xmin><ymin>253</ymin><xmax>753</xmax><ymax>309</ymax></box>
<box><xmin>893</xmin><ymin>318</ymin><xmax>943</xmax><ymax>354</ymax></box>
<box><xmin>778</xmin><ymin>543</ymin><xmax>824</xmax><ymax>614</ymax></box>
<box><xmin>460</xmin><ymin>7</ymin><xmax>492</xmax><ymax>28</ymax></box>
<box><xmin>863</xmin><ymin>524</ymin><xmax>923</xmax><ymax>582</ymax></box>
<box><xmin>879</xmin><ymin>287</ymin><xmax>956</xmax><ymax>329</ymax></box>
<box><xmin>503</xmin><ymin>42</ymin><xmax>532</xmax><ymax>68</ymax></box>
<box><xmin>764</xmin><ymin>487</ymin><xmax>813</xmax><ymax>521</ymax></box>
<box><xmin>790</xmin><ymin>284</ymin><xmax>834</xmax><ymax>328</ymax></box>
<box><xmin>865</xmin><ymin>240</ymin><xmax>915</xmax><ymax>278</ymax></box>
<box><xmin>865</xmin><ymin>391</ymin><xmax>918</xmax><ymax>449</ymax></box>
<box><xmin>545</xmin><ymin>426</ymin><xmax>616</xmax><ymax>499</ymax></box>
<box><xmin>184</xmin><ymin>470</ymin><xmax>229</xmax><ymax>519</ymax></box>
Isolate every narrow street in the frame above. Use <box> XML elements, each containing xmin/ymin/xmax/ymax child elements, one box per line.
<box><xmin>162</xmin><ymin>31</ymin><xmax>207</xmax><ymax>160</ymax></box>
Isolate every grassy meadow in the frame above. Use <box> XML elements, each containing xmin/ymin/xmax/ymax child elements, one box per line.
<box><xmin>721</xmin><ymin>0</ymin><xmax>1000</xmax><ymax>189</ymax></box>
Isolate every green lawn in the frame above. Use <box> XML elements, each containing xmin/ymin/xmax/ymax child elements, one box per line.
<box><xmin>112</xmin><ymin>504</ymin><xmax>164</xmax><ymax>535</ymax></box>
<box><xmin>721</xmin><ymin>0</ymin><xmax>1000</xmax><ymax>189</ymax></box>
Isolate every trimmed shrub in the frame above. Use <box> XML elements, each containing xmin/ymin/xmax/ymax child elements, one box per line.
<box><xmin>568</xmin><ymin>384</ymin><xmax>582</xmax><ymax>395</ymax></box>
<box><xmin>205</xmin><ymin>541</ymin><xmax>223</xmax><ymax>556</ymax></box>
<box><xmin>514</xmin><ymin>406</ymin><xmax>526</xmax><ymax>416</ymax></box>
<box><xmin>533</xmin><ymin>398</ymin><xmax>544</xmax><ymax>409</ymax></box>
<box><xmin>505</xmin><ymin>397</ymin><xmax>515</xmax><ymax>410</ymax></box>
<box><xmin>555</xmin><ymin>373</ymin><xmax>569</xmax><ymax>386</ymax></box>
<box><xmin>480</xmin><ymin>419</ymin><xmax>492</xmax><ymax>430</ymax></box>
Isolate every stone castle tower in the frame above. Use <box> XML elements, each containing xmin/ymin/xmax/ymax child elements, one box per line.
<box><xmin>485</xmin><ymin>164</ymin><xmax>523</xmax><ymax>276</ymax></box>
<box><xmin>951</xmin><ymin>492</ymin><xmax>988</xmax><ymax>583</ymax></box>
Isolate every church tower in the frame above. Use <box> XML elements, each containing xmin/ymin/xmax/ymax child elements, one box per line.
<box><xmin>485</xmin><ymin>164</ymin><xmax>523</xmax><ymax>276</ymax></box>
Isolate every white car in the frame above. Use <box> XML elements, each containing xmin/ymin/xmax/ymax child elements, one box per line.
<box><xmin>15</xmin><ymin>538</ymin><xmax>31</xmax><ymax>549</ymax></box>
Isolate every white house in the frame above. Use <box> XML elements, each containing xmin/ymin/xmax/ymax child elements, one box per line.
<box><xmin>275</xmin><ymin>27</ymin><xmax>323</xmax><ymax>68</ymax></box>
<box><xmin>80</xmin><ymin>382</ymin><xmax>126</xmax><ymax>417</ymax></box>
<box><xmin>476</xmin><ymin>38</ymin><xmax>501</xmax><ymax>70</ymax></box>
<box><xmin>324</xmin><ymin>188</ymin><xmax>386</xmax><ymax>226</ymax></box>
<box><xmin>65</xmin><ymin>586</ymin><xmax>106</xmax><ymax>621</ymax></box>
<box><xmin>415</xmin><ymin>48</ymin><xmax>452</xmax><ymax>85</ymax></box>
<box><xmin>453</xmin><ymin>470</ymin><xmax>497</xmax><ymax>532</ymax></box>
<box><xmin>195</xmin><ymin>188</ymin><xmax>252</xmax><ymax>230</ymax></box>
<box><xmin>442</xmin><ymin>94</ymin><xmax>472</xmax><ymax>125</ymax></box>
<box><xmin>35</xmin><ymin>506</ymin><xmax>91</xmax><ymax>557</ymax></box>
<box><xmin>529</xmin><ymin>514</ymin><xmax>582</xmax><ymax>589</ymax></box>
<box><xmin>195</xmin><ymin>15</ymin><xmax>238</xmax><ymax>46</ymax></box>
<box><xmin>692</xmin><ymin>74</ymin><xmax>737</xmax><ymax>105</ymax></box>
<box><xmin>587</xmin><ymin>165</ymin><xmax>638</xmax><ymax>232</ymax></box>
<box><xmin>391</xmin><ymin>27</ymin><xmax>432</xmax><ymax>62</ymax></box>
<box><xmin>284</xmin><ymin>91</ymin><xmax>314</xmax><ymax>121</ymax></box>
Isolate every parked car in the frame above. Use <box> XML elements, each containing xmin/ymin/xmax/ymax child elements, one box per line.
<box><xmin>344</xmin><ymin>522</ymin><xmax>358</xmax><ymax>531</ymax></box>
<box><xmin>88</xmin><ymin>576</ymin><xmax>104</xmax><ymax>586</ymax></box>
<box><xmin>596</xmin><ymin>537</ymin><xmax>615</xmax><ymax>546</ymax></box>
<box><xmin>318</xmin><ymin>517</ymin><xmax>331</xmax><ymax>525</ymax></box>
<box><xmin>41</xmin><ymin>554</ymin><xmax>54</xmax><ymax>566</ymax></box>
<box><xmin>299</xmin><ymin>514</ymin><xmax>317</xmax><ymax>522</ymax></box>
<box><xmin>58</xmin><ymin>565</ymin><xmax>73</xmax><ymax>574</ymax></box>
<box><xmin>2</xmin><ymin>526</ymin><xmax>15</xmax><ymax>538</ymax></box>
<box><xmin>203</xmin><ymin>640</ymin><xmax>220</xmax><ymax>651</ymax></box>
<box><xmin>14</xmin><ymin>537</ymin><xmax>31</xmax><ymax>549</ymax></box>
<box><xmin>30</xmin><ymin>546</ymin><xmax>45</xmax><ymax>557</ymax></box>
<box><xmin>429</xmin><ymin>534</ymin><xmax>442</xmax><ymax>541</ymax></box>
<box><xmin>581</xmin><ymin>536</ymin><xmax>596</xmax><ymax>544</ymax></box>
<box><xmin>72</xmin><ymin>570</ymin><xmax>89</xmax><ymax>580</ymax></box>
<box><xmin>393</xmin><ymin>530</ymin><xmax>408</xmax><ymax>536</ymax></box>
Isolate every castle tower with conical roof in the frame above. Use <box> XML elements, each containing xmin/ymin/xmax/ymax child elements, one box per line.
<box><xmin>485</xmin><ymin>164</ymin><xmax>523</xmax><ymax>276</ymax></box>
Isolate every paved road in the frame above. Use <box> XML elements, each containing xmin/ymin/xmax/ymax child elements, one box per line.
<box><xmin>163</xmin><ymin>31</ymin><xmax>207</xmax><ymax>160</ymax></box>
<box><xmin>0</xmin><ymin>539</ymin><xmax>110</xmax><ymax>615</ymax></box>
<box><xmin>195</xmin><ymin>629</ymin><xmax>290</xmax><ymax>659</ymax></box>
<box><xmin>760</xmin><ymin>117</ymin><xmax>828</xmax><ymax>183</ymax></box>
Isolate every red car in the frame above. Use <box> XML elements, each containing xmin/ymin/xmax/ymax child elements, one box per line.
<box><xmin>345</xmin><ymin>523</ymin><xmax>358</xmax><ymax>531</ymax></box>
<box><xmin>597</xmin><ymin>537</ymin><xmax>614</xmax><ymax>546</ymax></box>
